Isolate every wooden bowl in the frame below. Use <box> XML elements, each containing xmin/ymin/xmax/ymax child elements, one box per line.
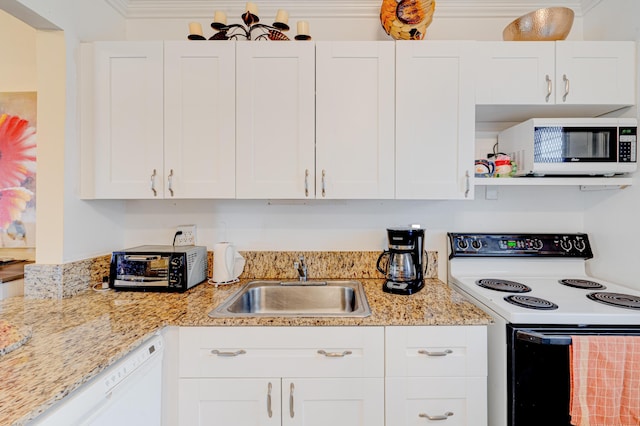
<box><xmin>503</xmin><ymin>7</ymin><xmax>574</xmax><ymax>41</ymax></box>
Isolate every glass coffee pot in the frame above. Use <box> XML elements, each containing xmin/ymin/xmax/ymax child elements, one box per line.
<box><xmin>376</xmin><ymin>227</ymin><xmax>425</xmax><ymax>295</ymax></box>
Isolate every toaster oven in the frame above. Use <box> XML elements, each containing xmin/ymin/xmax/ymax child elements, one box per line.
<box><xmin>109</xmin><ymin>245</ymin><xmax>207</xmax><ymax>292</ymax></box>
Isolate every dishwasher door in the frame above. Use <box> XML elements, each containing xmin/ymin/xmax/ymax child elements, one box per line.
<box><xmin>31</xmin><ymin>334</ymin><xmax>164</xmax><ymax>426</ymax></box>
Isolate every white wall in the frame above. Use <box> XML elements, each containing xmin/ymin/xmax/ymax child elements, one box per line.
<box><xmin>5</xmin><ymin>0</ymin><xmax>128</xmax><ymax>262</ymax></box>
<box><xmin>123</xmin><ymin>186</ymin><xmax>588</xmax><ymax>281</ymax></box>
<box><xmin>582</xmin><ymin>0</ymin><xmax>640</xmax><ymax>288</ymax></box>
<box><xmin>5</xmin><ymin>0</ymin><xmax>638</xmax><ymax>280</ymax></box>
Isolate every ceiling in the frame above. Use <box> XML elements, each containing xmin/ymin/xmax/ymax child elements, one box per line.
<box><xmin>104</xmin><ymin>0</ymin><xmax>602</xmax><ymax>19</ymax></box>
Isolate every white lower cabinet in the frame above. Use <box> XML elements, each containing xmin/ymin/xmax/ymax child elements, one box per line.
<box><xmin>177</xmin><ymin>326</ymin><xmax>384</xmax><ymax>426</ymax></box>
<box><xmin>179</xmin><ymin>377</ymin><xmax>384</xmax><ymax>426</ymax></box>
<box><xmin>176</xmin><ymin>325</ymin><xmax>486</xmax><ymax>426</ymax></box>
<box><xmin>385</xmin><ymin>326</ymin><xmax>488</xmax><ymax>426</ymax></box>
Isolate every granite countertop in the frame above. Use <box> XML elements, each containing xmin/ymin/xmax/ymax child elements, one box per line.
<box><xmin>0</xmin><ymin>277</ymin><xmax>490</xmax><ymax>426</ymax></box>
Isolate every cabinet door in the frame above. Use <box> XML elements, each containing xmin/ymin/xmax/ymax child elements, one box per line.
<box><xmin>315</xmin><ymin>42</ymin><xmax>395</xmax><ymax>199</ymax></box>
<box><xmin>555</xmin><ymin>41</ymin><xmax>636</xmax><ymax>105</ymax></box>
<box><xmin>89</xmin><ymin>41</ymin><xmax>164</xmax><ymax>199</ymax></box>
<box><xmin>283</xmin><ymin>378</ymin><xmax>384</xmax><ymax>426</ymax></box>
<box><xmin>179</xmin><ymin>378</ymin><xmax>281</xmax><ymax>426</ymax></box>
<box><xmin>475</xmin><ymin>42</ymin><xmax>555</xmax><ymax>105</ymax></box>
<box><xmin>386</xmin><ymin>377</ymin><xmax>487</xmax><ymax>426</ymax></box>
<box><xmin>236</xmin><ymin>43</ymin><xmax>315</xmax><ymax>199</ymax></box>
<box><xmin>395</xmin><ymin>41</ymin><xmax>475</xmax><ymax>199</ymax></box>
<box><xmin>164</xmin><ymin>42</ymin><xmax>236</xmax><ymax>198</ymax></box>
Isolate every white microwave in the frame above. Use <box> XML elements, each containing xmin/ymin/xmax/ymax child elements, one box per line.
<box><xmin>498</xmin><ymin>118</ymin><xmax>637</xmax><ymax>176</ymax></box>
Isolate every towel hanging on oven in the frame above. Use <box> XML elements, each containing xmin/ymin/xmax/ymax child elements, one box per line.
<box><xmin>570</xmin><ymin>335</ymin><xmax>640</xmax><ymax>426</ymax></box>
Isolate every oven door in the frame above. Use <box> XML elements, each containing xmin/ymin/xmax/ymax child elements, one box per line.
<box><xmin>507</xmin><ymin>324</ymin><xmax>640</xmax><ymax>426</ymax></box>
<box><xmin>111</xmin><ymin>254</ymin><xmax>171</xmax><ymax>288</ymax></box>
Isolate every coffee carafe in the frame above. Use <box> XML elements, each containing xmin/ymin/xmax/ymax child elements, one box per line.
<box><xmin>376</xmin><ymin>227</ymin><xmax>425</xmax><ymax>295</ymax></box>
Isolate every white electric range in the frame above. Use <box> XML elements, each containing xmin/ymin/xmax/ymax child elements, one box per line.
<box><xmin>447</xmin><ymin>233</ymin><xmax>640</xmax><ymax>426</ymax></box>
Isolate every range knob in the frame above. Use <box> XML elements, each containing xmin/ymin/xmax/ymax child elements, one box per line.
<box><xmin>559</xmin><ymin>238</ymin><xmax>573</xmax><ymax>252</ymax></box>
<box><xmin>574</xmin><ymin>238</ymin><xmax>586</xmax><ymax>252</ymax></box>
<box><xmin>456</xmin><ymin>239</ymin><xmax>469</xmax><ymax>250</ymax></box>
<box><xmin>471</xmin><ymin>240</ymin><xmax>482</xmax><ymax>250</ymax></box>
<box><xmin>531</xmin><ymin>239</ymin><xmax>543</xmax><ymax>250</ymax></box>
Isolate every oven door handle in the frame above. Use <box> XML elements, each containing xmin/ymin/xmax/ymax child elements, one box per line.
<box><xmin>516</xmin><ymin>330</ymin><xmax>572</xmax><ymax>346</ymax></box>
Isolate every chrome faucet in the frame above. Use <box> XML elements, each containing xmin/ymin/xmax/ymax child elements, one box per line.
<box><xmin>294</xmin><ymin>255</ymin><xmax>308</xmax><ymax>282</ymax></box>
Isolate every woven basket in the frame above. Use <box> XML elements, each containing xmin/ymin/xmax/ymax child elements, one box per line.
<box><xmin>380</xmin><ymin>0</ymin><xmax>435</xmax><ymax>40</ymax></box>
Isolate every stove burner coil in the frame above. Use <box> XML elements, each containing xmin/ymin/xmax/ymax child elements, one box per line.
<box><xmin>504</xmin><ymin>295</ymin><xmax>559</xmax><ymax>310</ymax></box>
<box><xmin>587</xmin><ymin>292</ymin><xmax>640</xmax><ymax>310</ymax></box>
<box><xmin>559</xmin><ymin>279</ymin><xmax>606</xmax><ymax>290</ymax></box>
<box><xmin>476</xmin><ymin>279</ymin><xmax>531</xmax><ymax>293</ymax></box>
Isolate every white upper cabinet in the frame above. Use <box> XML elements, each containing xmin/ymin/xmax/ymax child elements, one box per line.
<box><xmin>164</xmin><ymin>42</ymin><xmax>236</xmax><ymax>198</ymax></box>
<box><xmin>81</xmin><ymin>41</ymin><xmax>164</xmax><ymax>199</ymax></box>
<box><xmin>395</xmin><ymin>41</ymin><xmax>476</xmax><ymax>200</ymax></box>
<box><xmin>235</xmin><ymin>42</ymin><xmax>315</xmax><ymax>199</ymax></box>
<box><xmin>554</xmin><ymin>41</ymin><xmax>636</xmax><ymax>105</ymax></box>
<box><xmin>475</xmin><ymin>42</ymin><xmax>555</xmax><ymax>106</ymax></box>
<box><xmin>315</xmin><ymin>42</ymin><xmax>395</xmax><ymax>199</ymax></box>
<box><xmin>475</xmin><ymin>41</ymin><xmax>636</xmax><ymax>120</ymax></box>
<box><xmin>81</xmin><ymin>41</ymin><xmax>236</xmax><ymax>199</ymax></box>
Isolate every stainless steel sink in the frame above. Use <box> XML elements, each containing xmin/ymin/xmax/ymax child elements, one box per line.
<box><xmin>209</xmin><ymin>280</ymin><xmax>371</xmax><ymax>318</ymax></box>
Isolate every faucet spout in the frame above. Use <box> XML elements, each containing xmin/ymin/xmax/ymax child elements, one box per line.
<box><xmin>294</xmin><ymin>255</ymin><xmax>308</xmax><ymax>282</ymax></box>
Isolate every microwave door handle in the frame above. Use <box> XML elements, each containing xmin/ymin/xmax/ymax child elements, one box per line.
<box><xmin>516</xmin><ymin>330</ymin><xmax>572</xmax><ymax>346</ymax></box>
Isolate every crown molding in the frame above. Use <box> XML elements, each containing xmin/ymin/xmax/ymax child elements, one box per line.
<box><xmin>104</xmin><ymin>0</ymin><xmax>595</xmax><ymax>19</ymax></box>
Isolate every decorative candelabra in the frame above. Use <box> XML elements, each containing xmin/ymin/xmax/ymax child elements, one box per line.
<box><xmin>188</xmin><ymin>2</ymin><xmax>311</xmax><ymax>41</ymax></box>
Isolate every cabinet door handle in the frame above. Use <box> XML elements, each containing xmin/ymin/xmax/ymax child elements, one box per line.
<box><xmin>545</xmin><ymin>74</ymin><xmax>552</xmax><ymax>102</ymax></box>
<box><xmin>289</xmin><ymin>382</ymin><xmax>295</xmax><ymax>418</ymax></box>
<box><xmin>150</xmin><ymin>169</ymin><xmax>158</xmax><ymax>196</ymax></box>
<box><xmin>321</xmin><ymin>169</ymin><xmax>326</xmax><ymax>198</ymax></box>
<box><xmin>464</xmin><ymin>171</ymin><xmax>470</xmax><ymax>198</ymax></box>
<box><xmin>167</xmin><ymin>169</ymin><xmax>174</xmax><ymax>197</ymax></box>
<box><xmin>419</xmin><ymin>411</ymin><xmax>454</xmax><ymax>420</ymax></box>
<box><xmin>317</xmin><ymin>349</ymin><xmax>353</xmax><ymax>358</ymax></box>
<box><xmin>266</xmin><ymin>382</ymin><xmax>273</xmax><ymax>418</ymax></box>
<box><xmin>562</xmin><ymin>74</ymin><xmax>570</xmax><ymax>102</ymax></box>
<box><xmin>418</xmin><ymin>349</ymin><xmax>453</xmax><ymax>357</ymax></box>
<box><xmin>304</xmin><ymin>169</ymin><xmax>309</xmax><ymax>197</ymax></box>
<box><xmin>210</xmin><ymin>349</ymin><xmax>247</xmax><ymax>357</ymax></box>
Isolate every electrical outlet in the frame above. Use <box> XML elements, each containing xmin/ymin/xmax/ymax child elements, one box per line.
<box><xmin>175</xmin><ymin>225</ymin><xmax>197</xmax><ymax>246</ymax></box>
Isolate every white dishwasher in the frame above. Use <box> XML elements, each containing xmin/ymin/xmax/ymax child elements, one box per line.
<box><xmin>31</xmin><ymin>334</ymin><xmax>164</xmax><ymax>426</ymax></box>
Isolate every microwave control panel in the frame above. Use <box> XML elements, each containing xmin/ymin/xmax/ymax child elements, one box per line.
<box><xmin>448</xmin><ymin>233</ymin><xmax>593</xmax><ymax>259</ymax></box>
<box><xmin>618</xmin><ymin>126</ymin><xmax>637</xmax><ymax>163</ymax></box>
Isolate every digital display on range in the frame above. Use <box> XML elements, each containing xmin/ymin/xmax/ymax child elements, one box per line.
<box><xmin>507</xmin><ymin>240</ymin><xmax>517</xmax><ymax>248</ymax></box>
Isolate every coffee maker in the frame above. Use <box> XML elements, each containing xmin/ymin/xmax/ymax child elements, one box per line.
<box><xmin>376</xmin><ymin>227</ymin><xmax>425</xmax><ymax>295</ymax></box>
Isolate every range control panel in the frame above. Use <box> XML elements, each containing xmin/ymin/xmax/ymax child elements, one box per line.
<box><xmin>448</xmin><ymin>233</ymin><xmax>593</xmax><ymax>259</ymax></box>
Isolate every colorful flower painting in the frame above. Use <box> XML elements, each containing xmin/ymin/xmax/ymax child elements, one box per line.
<box><xmin>0</xmin><ymin>92</ymin><xmax>36</xmax><ymax>248</ymax></box>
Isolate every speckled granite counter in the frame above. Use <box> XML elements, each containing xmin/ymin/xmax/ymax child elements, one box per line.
<box><xmin>0</xmin><ymin>278</ymin><xmax>490</xmax><ymax>426</ymax></box>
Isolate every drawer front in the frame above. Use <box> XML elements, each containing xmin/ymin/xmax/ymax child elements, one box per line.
<box><xmin>179</xmin><ymin>326</ymin><xmax>384</xmax><ymax>378</ymax></box>
<box><xmin>385</xmin><ymin>326</ymin><xmax>487</xmax><ymax>377</ymax></box>
<box><xmin>386</xmin><ymin>377</ymin><xmax>487</xmax><ymax>426</ymax></box>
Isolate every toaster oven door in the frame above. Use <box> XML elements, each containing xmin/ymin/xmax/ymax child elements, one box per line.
<box><xmin>112</xmin><ymin>254</ymin><xmax>171</xmax><ymax>288</ymax></box>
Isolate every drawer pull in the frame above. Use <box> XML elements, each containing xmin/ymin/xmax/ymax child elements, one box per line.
<box><xmin>210</xmin><ymin>349</ymin><xmax>247</xmax><ymax>357</ymax></box>
<box><xmin>267</xmin><ymin>382</ymin><xmax>273</xmax><ymax>418</ymax></box>
<box><xmin>418</xmin><ymin>349</ymin><xmax>453</xmax><ymax>357</ymax></box>
<box><xmin>317</xmin><ymin>349</ymin><xmax>352</xmax><ymax>358</ymax></box>
<box><xmin>419</xmin><ymin>411</ymin><xmax>454</xmax><ymax>421</ymax></box>
<box><xmin>289</xmin><ymin>382</ymin><xmax>295</xmax><ymax>418</ymax></box>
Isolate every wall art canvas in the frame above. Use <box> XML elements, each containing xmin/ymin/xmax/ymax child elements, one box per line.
<box><xmin>0</xmin><ymin>92</ymin><xmax>36</xmax><ymax>248</ymax></box>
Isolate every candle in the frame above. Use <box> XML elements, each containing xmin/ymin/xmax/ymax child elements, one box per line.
<box><xmin>246</xmin><ymin>2</ymin><xmax>258</xmax><ymax>15</ymax></box>
<box><xmin>188</xmin><ymin>22</ymin><xmax>203</xmax><ymax>36</ymax></box>
<box><xmin>297</xmin><ymin>20</ymin><xmax>309</xmax><ymax>36</ymax></box>
<box><xmin>275</xmin><ymin>9</ymin><xmax>289</xmax><ymax>25</ymax></box>
<box><xmin>213</xmin><ymin>11</ymin><xmax>227</xmax><ymax>25</ymax></box>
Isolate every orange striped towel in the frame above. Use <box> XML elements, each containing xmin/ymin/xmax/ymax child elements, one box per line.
<box><xmin>570</xmin><ymin>335</ymin><xmax>640</xmax><ymax>426</ymax></box>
